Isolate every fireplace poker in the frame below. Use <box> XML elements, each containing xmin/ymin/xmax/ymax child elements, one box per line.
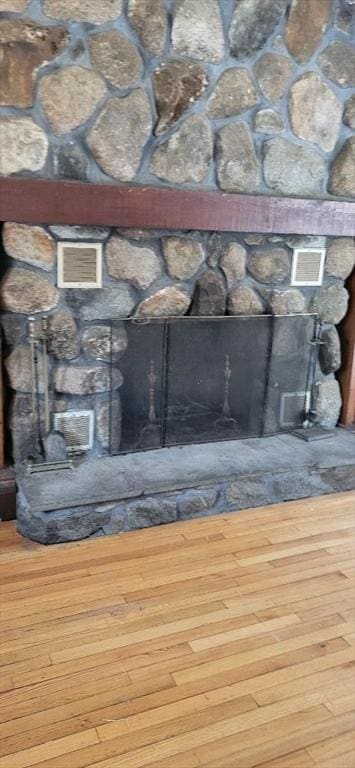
<box><xmin>41</xmin><ymin>316</ymin><xmax>50</xmax><ymax>435</ymax></box>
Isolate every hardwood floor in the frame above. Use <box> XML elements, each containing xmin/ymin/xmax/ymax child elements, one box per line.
<box><xmin>0</xmin><ymin>491</ymin><xmax>354</xmax><ymax>768</ymax></box>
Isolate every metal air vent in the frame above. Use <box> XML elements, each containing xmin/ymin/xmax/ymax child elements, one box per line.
<box><xmin>280</xmin><ymin>391</ymin><xmax>311</xmax><ymax>428</ymax></box>
<box><xmin>54</xmin><ymin>410</ymin><xmax>94</xmax><ymax>452</ymax></box>
<box><xmin>57</xmin><ymin>242</ymin><xmax>102</xmax><ymax>288</ymax></box>
<box><xmin>291</xmin><ymin>248</ymin><xmax>325</xmax><ymax>287</ymax></box>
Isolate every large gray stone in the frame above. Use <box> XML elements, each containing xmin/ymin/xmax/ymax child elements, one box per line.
<box><xmin>3</xmin><ymin>223</ymin><xmax>55</xmax><ymax>272</ymax></box>
<box><xmin>87</xmin><ymin>92</ymin><xmax>152</xmax><ymax>182</ymax></box>
<box><xmin>52</xmin><ymin>142</ymin><xmax>89</xmax><ymax>181</ymax></box>
<box><xmin>343</xmin><ymin>95</ymin><xmax>355</xmax><ymax>131</ymax></box>
<box><xmin>89</xmin><ymin>30</ymin><xmax>143</xmax><ymax>89</ymax></box>
<box><xmin>43</xmin><ymin>0</ymin><xmax>122</xmax><ymax>23</ymax></box>
<box><xmin>0</xmin><ymin>117</ymin><xmax>48</xmax><ymax>175</ymax></box>
<box><xmin>106</xmin><ymin>237</ymin><xmax>161</xmax><ymax>289</ymax></box>
<box><xmin>325</xmin><ymin>238</ymin><xmax>355</xmax><ymax>279</ymax></box>
<box><xmin>172</xmin><ymin>0</ymin><xmax>225</xmax><ymax>63</ymax></box>
<box><xmin>263</xmin><ymin>138</ymin><xmax>327</xmax><ymax>197</ymax></box>
<box><xmin>67</xmin><ymin>286</ymin><xmax>136</xmax><ymax>321</ymax></box>
<box><xmin>48</xmin><ymin>310</ymin><xmax>80</xmax><ymax>360</ymax></box>
<box><xmin>328</xmin><ymin>138</ymin><xmax>355</xmax><ymax>198</ymax></box>
<box><xmin>153</xmin><ymin>59</ymin><xmax>208</xmax><ymax>135</ymax></box>
<box><xmin>5</xmin><ymin>345</ymin><xmax>47</xmax><ymax>393</ymax></box>
<box><xmin>191</xmin><ymin>270</ymin><xmax>226</xmax><ymax>316</ymax></box>
<box><xmin>314</xmin><ymin>379</ymin><xmax>341</xmax><ymax>429</ymax></box>
<box><xmin>229</xmin><ymin>0</ymin><xmax>286</xmax><ymax>59</ymax></box>
<box><xmin>269</xmin><ymin>289</ymin><xmax>306</xmax><ymax>315</ymax></box>
<box><xmin>17</xmin><ymin>500</ymin><xmax>112</xmax><ymax>544</ymax></box>
<box><xmin>248</xmin><ymin>248</ymin><xmax>290</xmax><ymax>284</ymax></box>
<box><xmin>54</xmin><ymin>366</ymin><xmax>123</xmax><ymax>395</ymax></box>
<box><xmin>311</xmin><ymin>284</ymin><xmax>349</xmax><ymax>324</ymax></box>
<box><xmin>207</xmin><ymin>68</ymin><xmax>258</xmax><ymax>119</ymax></box>
<box><xmin>318</xmin><ymin>42</ymin><xmax>355</xmax><ymax>88</ymax></box>
<box><xmin>177</xmin><ymin>489</ymin><xmax>218</xmax><ymax>519</ymax></box>
<box><xmin>162</xmin><ymin>237</ymin><xmax>205</xmax><ymax>280</ymax></box>
<box><xmin>136</xmin><ymin>286</ymin><xmax>191</xmax><ymax>318</ymax></box>
<box><xmin>150</xmin><ymin>115</ymin><xmax>213</xmax><ymax>184</ymax></box>
<box><xmin>228</xmin><ymin>285</ymin><xmax>264</xmax><ymax>315</ymax></box>
<box><xmin>96</xmin><ymin>394</ymin><xmax>122</xmax><ymax>452</ymax></box>
<box><xmin>220</xmin><ymin>243</ymin><xmax>246</xmax><ymax>287</ymax></box>
<box><xmin>285</xmin><ymin>0</ymin><xmax>332</xmax><ymax>64</ymax></box>
<box><xmin>319</xmin><ymin>327</ymin><xmax>341</xmax><ymax>375</ymax></box>
<box><xmin>253</xmin><ymin>53</ymin><xmax>293</xmax><ymax>102</ymax></box>
<box><xmin>39</xmin><ymin>66</ymin><xmax>106</xmax><ymax>134</ymax></box>
<box><xmin>82</xmin><ymin>324</ymin><xmax>127</xmax><ymax>362</ymax></box>
<box><xmin>254</xmin><ymin>109</ymin><xmax>284</xmax><ymax>134</ymax></box>
<box><xmin>289</xmin><ymin>73</ymin><xmax>342</xmax><ymax>152</ymax></box>
<box><xmin>216</xmin><ymin>123</ymin><xmax>260</xmax><ymax>193</ymax></box>
<box><xmin>1</xmin><ymin>268</ymin><xmax>59</xmax><ymax>314</ymax></box>
<box><xmin>128</xmin><ymin>0</ymin><xmax>167</xmax><ymax>56</ymax></box>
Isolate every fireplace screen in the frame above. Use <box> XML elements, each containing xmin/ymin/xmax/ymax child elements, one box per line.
<box><xmin>108</xmin><ymin>314</ymin><xmax>317</xmax><ymax>455</ymax></box>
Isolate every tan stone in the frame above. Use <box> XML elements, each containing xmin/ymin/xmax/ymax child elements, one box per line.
<box><xmin>325</xmin><ymin>239</ymin><xmax>355</xmax><ymax>279</ymax></box>
<box><xmin>54</xmin><ymin>366</ymin><xmax>122</xmax><ymax>395</ymax></box>
<box><xmin>106</xmin><ymin>237</ymin><xmax>161</xmax><ymax>290</ymax></box>
<box><xmin>216</xmin><ymin>123</ymin><xmax>260</xmax><ymax>193</ymax></box>
<box><xmin>0</xmin><ymin>116</ymin><xmax>48</xmax><ymax>175</ymax></box>
<box><xmin>39</xmin><ymin>66</ymin><xmax>106</xmax><ymax>134</ymax></box>
<box><xmin>253</xmin><ymin>53</ymin><xmax>293</xmax><ymax>102</ymax></box>
<box><xmin>172</xmin><ymin>0</ymin><xmax>224</xmax><ymax>63</ymax></box>
<box><xmin>0</xmin><ymin>20</ymin><xmax>68</xmax><ymax>108</ymax></box>
<box><xmin>319</xmin><ymin>42</ymin><xmax>355</xmax><ymax>88</ymax></box>
<box><xmin>136</xmin><ymin>286</ymin><xmax>191</xmax><ymax>318</ymax></box>
<box><xmin>87</xmin><ymin>91</ymin><xmax>152</xmax><ymax>182</ymax></box>
<box><xmin>285</xmin><ymin>0</ymin><xmax>332</xmax><ymax>64</ymax></box>
<box><xmin>162</xmin><ymin>237</ymin><xmax>205</xmax><ymax>280</ymax></box>
<box><xmin>150</xmin><ymin>115</ymin><xmax>212</xmax><ymax>185</ymax></box>
<box><xmin>48</xmin><ymin>311</ymin><xmax>80</xmax><ymax>360</ymax></box>
<box><xmin>128</xmin><ymin>0</ymin><xmax>167</xmax><ymax>56</ymax></box>
<box><xmin>207</xmin><ymin>68</ymin><xmax>258</xmax><ymax>119</ymax></box>
<box><xmin>154</xmin><ymin>59</ymin><xmax>208</xmax><ymax>135</ymax></box>
<box><xmin>5</xmin><ymin>346</ymin><xmax>47</xmax><ymax>393</ymax></box>
<box><xmin>43</xmin><ymin>0</ymin><xmax>122</xmax><ymax>24</ymax></box>
<box><xmin>89</xmin><ymin>30</ymin><xmax>143</xmax><ymax>89</ymax></box>
<box><xmin>311</xmin><ymin>284</ymin><xmax>349</xmax><ymax>324</ymax></box>
<box><xmin>328</xmin><ymin>138</ymin><xmax>355</xmax><ymax>198</ymax></box>
<box><xmin>3</xmin><ymin>223</ymin><xmax>55</xmax><ymax>272</ymax></box>
<box><xmin>1</xmin><ymin>0</ymin><xmax>29</xmax><ymax>10</ymax></box>
<box><xmin>1</xmin><ymin>268</ymin><xmax>59</xmax><ymax>314</ymax></box>
<box><xmin>220</xmin><ymin>243</ymin><xmax>246</xmax><ymax>287</ymax></box>
<box><xmin>263</xmin><ymin>138</ymin><xmax>327</xmax><ymax>197</ymax></box>
<box><xmin>269</xmin><ymin>289</ymin><xmax>306</xmax><ymax>315</ymax></box>
<box><xmin>314</xmin><ymin>379</ymin><xmax>341</xmax><ymax>429</ymax></box>
<box><xmin>289</xmin><ymin>73</ymin><xmax>342</xmax><ymax>152</ymax></box>
<box><xmin>248</xmin><ymin>248</ymin><xmax>290</xmax><ymax>284</ymax></box>
<box><xmin>254</xmin><ymin>109</ymin><xmax>284</xmax><ymax>134</ymax></box>
<box><xmin>82</xmin><ymin>324</ymin><xmax>127</xmax><ymax>362</ymax></box>
<box><xmin>228</xmin><ymin>286</ymin><xmax>264</xmax><ymax>316</ymax></box>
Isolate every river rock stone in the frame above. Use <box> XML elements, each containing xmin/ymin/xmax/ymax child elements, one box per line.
<box><xmin>216</xmin><ymin>123</ymin><xmax>260</xmax><ymax>193</ymax></box>
<box><xmin>220</xmin><ymin>243</ymin><xmax>246</xmax><ymax>287</ymax></box>
<box><xmin>207</xmin><ymin>233</ymin><xmax>223</xmax><ymax>268</ymax></box>
<box><xmin>319</xmin><ymin>42</ymin><xmax>355</xmax><ymax>88</ymax></box>
<box><xmin>248</xmin><ymin>248</ymin><xmax>290</xmax><ymax>284</ymax></box>
<box><xmin>87</xmin><ymin>91</ymin><xmax>152</xmax><ymax>182</ymax></box>
<box><xmin>1</xmin><ymin>268</ymin><xmax>59</xmax><ymax>314</ymax></box>
<box><xmin>136</xmin><ymin>286</ymin><xmax>191</xmax><ymax>318</ymax></box>
<box><xmin>128</xmin><ymin>0</ymin><xmax>167</xmax><ymax>56</ymax></box>
<box><xmin>190</xmin><ymin>270</ymin><xmax>226</xmax><ymax>316</ymax></box>
<box><xmin>269</xmin><ymin>289</ymin><xmax>306</xmax><ymax>315</ymax></box>
<box><xmin>153</xmin><ymin>59</ymin><xmax>208</xmax><ymax>134</ymax></box>
<box><xmin>150</xmin><ymin>115</ymin><xmax>212</xmax><ymax>184</ymax></box>
<box><xmin>263</xmin><ymin>138</ymin><xmax>327</xmax><ymax>196</ymax></box>
<box><xmin>162</xmin><ymin>237</ymin><xmax>205</xmax><ymax>280</ymax></box>
<box><xmin>123</xmin><ymin>497</ymin><xmax>177</xmax><ymax>529</ymax></box>
<box><xmin>177</xmin><ymin>488</ymin><xmax>218</xmax><ymax>519</ymax></box>
<box><xmin>52</xmin><ymin>142</ymin><xmax>89</xmax><ymax>181</ymax></box>
<box><xmin>254</xmin><ymin>109</ymin><xmax>284</xmax><ymax>134</ymax></box>
<box><xmin>96</xmin><ymin>394</ymin><xmax>122</xmax><ymax>452</ymax></box>
<box><xmin>253</xmin><ymin>53</ymin><xmax>293</xmax><ymax>102</ymax></box>
<box><xmin>39</xmin><ymin>66</ymin><xmax>106</xmax><ymax>134</ymax></box>
<box><xmin>0</xmin><ymin>20</ymin><xmax>68</xmax><ymax>108</ymax></box>
<box><xmin>43</xmin><ymin>0</ymin><xmax>122</xmax><ymax>23</ymax></box>
<box><xmin>207</xmin><ymin>68</ymin><xmax>258</xmax><ymax>119</ymax></box>
<box><xmin>89</xmin><ymin>30</ymin><xmax>143</xmax><ymax>89</ymax></box>
<box><xmin>48</xmin><ymin>311</ymin><xmax>80</xmax><ymax>360</ymax></box>
<box><xmin>344</xmin><ymin>95</ymin><xmax>355</xmax><ymax>130</ymax></box>
<box><xmin>229</xmin><ymin>0</ymin><xmax>286</xmax><ymax>59</ymax></box>
<box><xmin>325</xmin><ymin>238</ymin><xmax>355</xmax><ymax>279</ymax></box>
<box><xmin>311</xmin><ymin>284</ymin><xmax>349</xmax><ymax>324</ymax></box>
<box><xmin>54</xmin><ymin>366</ymin><xmax>122</xmax><ymax>395</ymax></box>
<box><xmin>5</xmin><ymin>345</ymin><xmax>47</xmax><ymax>393</ymax></box>
<box><xmin>82</xmin><ymin>324</ymin><xmax>127</xmax><ymax>362</ymax></box>
<box><xmin>0</xmin><ymin>116</ymin><xmax>48</xmax><ymax>175</ymax></box>
<box><xmin>228</xmin><ymin>285</ymin><xmax>264</xmax><ymax>316</ymax></box>
<box><xmin>1</xmin><ymin>1</ymin><xmax>29</xmax><ymax>9</ymax></box>
<box><xmin>67</xmin><ymin>286</ymin><xmax>136</xmax><ymax>321</ymax></box>
<box><xmin>328</xmin><ymin>138</ymin><xmax>355</xmax><ymax>198</ymax></box>
<box><xmin>314</xmin><ymin>379</ymin><xmax>341</xmax><ymax>429</ymax></box>
<box><xmin>285</xmin><ymin>0</ymin><xmax>332</xmax><ymax>64</ymax></box>
<box><xmin>3</xmin><ymin>223</ymin><xmax>55</xmax><ymax>272</ymax></box>
<box><xmin>289</xmin><ymin>73</ymin><xmax>342</xmax><ymax>152</ymax></box>
<box><xmin>106</xmin><ymin>237</ymin><xmax>161</xmax><ymax>290</ymax></box>
<box><xmin>319</xmin><ymin>327</ymin><xmax>341</xmax><ymax>375</ymax></box>
<box><xmin>172</xmin><ymin>0</ymin><xmax>224</xmax><ymax>64</ymax></box>
<box><xmin>49</xmin><ymin>225</ymin><xmax>109</xmax><ymax>240</ymax></box>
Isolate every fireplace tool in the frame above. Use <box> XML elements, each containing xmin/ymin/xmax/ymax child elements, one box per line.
<box><xmin>26</xmin><ymin>316</ymin><xmax>72</xmax><ymax>473</ymax></box>
<box><xmin>293</xmin><ymin>317</ymin><xmax>335</xmax><ymax>441</ymax></box>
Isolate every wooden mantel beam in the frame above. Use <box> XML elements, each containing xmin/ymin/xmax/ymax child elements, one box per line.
<box><xmin>0</xmin><ymin>177</ymin><xmax>354</xmax><ymax>236</ymax></box>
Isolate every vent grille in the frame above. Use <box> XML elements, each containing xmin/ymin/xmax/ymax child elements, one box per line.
<box><xmin>291</xmin><ymin>248</ymin><xmax>325</xmax><ymax>286</ymax></box>
<box><xmin>54</xmin><ymin>410</ymin><xmax>94</xmax><ymax>452</ymax></box>
<box><xmin>57</xmin><ymin>242</ymin><xmax>102</xmax><ymax>288</ymax></box>
<box><xmin>280</xmin><ymin>391</ymin><xmax>311</xmax><ymax>428</ymax></box>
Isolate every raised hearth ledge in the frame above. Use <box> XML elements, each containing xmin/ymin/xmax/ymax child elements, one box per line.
<box><xmin>16</xmin><ymin>431</ymin><xmax>355</xmax><ymax>544</ymax></box>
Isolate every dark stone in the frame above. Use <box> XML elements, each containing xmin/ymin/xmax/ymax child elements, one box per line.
<box><xmin>110</xmin><ymin>497</ymin><xmax>177</xmax><ymax>532</ymax></box>
<box><xmin>52</xmin><ymin>142</ymin><xmax>89</xmax><ymax>181</ymax></box>
<box><xmin>66</xmin><ymin>287</ymin><xmax>136</xmax><ymax>321</ymax></box>
<box><xmin>1</xmin><ymin>313</ymin><xmax>27</xmax><ymax>347</ymax></box>
<box><xmin>177</xmin><ymin>489</ymin><xmax>218</xmax><ymax>519</ymax></box>
<box><xmin>190</xmin><ymin>270</ymin><xmax>226</xmax><ymax>316</ymax></box>
<box><xmin>328</xmin><ymin>137</ymin><xmax>355</xmax><ymax>198</ymax></box>
<box><xmin>16</xmin><ymin>497</ymin><xmax>112</xmax><ymax>544</ymax></box>
<box><xmin>229</xmin><ymin>0</ymin><xmax>286</xmax><ymax>59</ymax></box>
<box><xmin>153</xmin><ymin>59</ymin><xmax>208</xmax><ymax>135</ymax></box>
<box><xmin>318</xmin><ymin>42</ymin><xmax>355</xmax><ymax>88</ymax></box>
<box><xmin>43</xmin><ymin>432</ymin><xmax>68</xmax><ymax>463</ymax></box>
<box><xmin>343</xmin><ymin>95</ymin><xmax>355</xmax><ymax>130</ymax></box>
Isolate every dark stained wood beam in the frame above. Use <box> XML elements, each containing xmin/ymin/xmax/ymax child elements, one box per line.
<box><xmin>0</xmin><ymin>177</ymin><xmax>354</xmax><ymax>236</ymax></box>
